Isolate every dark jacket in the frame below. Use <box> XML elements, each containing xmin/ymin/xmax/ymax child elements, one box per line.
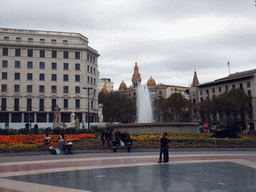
<box><xmin>160</xmin><ymin>137</ymin><xmax>171</xmax><ymax>148</ymax></box>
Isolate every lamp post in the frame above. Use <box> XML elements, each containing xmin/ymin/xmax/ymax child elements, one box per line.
<box><xmin>206</xmin><ymin>89</ymin><xmax>211</xmax><ymax>130</ymax></box>
<box><xmin>83</xmin><ymin>87</ymin><xmax>93</xmax><ymax>129</ymax></box>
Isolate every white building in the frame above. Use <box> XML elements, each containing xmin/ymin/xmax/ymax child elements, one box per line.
<box><xmin>0</xmin><ymin>28</ymin><xmax>100</xmax><ymax>128</ymax></box>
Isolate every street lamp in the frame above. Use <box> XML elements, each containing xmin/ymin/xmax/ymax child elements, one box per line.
<box><xmin>83</xmin><ymin>87</ymin><xmax>93</xmax><ymax>129</ymax></box>
<box><xmin>206</xmin><ymin>89</ymin><xmax>211</xmax><ymax>130</ymax></box>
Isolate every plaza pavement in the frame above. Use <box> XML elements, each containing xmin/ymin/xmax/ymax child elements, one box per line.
<box><xmin>1</xmin><ymin>150</ymin><xmax>256</xmax><ymax>191</ymax></box>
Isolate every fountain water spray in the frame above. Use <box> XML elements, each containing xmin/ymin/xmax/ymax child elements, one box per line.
<box><xmin>137</xmin><ymin>84</ymin><xmax>153</xmax><ymax>123</ymax></box>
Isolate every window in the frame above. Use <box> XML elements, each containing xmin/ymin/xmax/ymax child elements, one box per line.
<box><xmin>2</xmin><ymin>60</ymin><xmax>8</xmax><ymax>68</ymax></box>
<box><xmin>248</xmin><ymin>90</ymin><xmax>251</xmax><ymax>95</ymax></box>
<box><xmin>15</xmin><ymin>73</ymin><xmax>20</xmax><ymax>80</ymax></box>
<box><xmin>27</xmin><ymin>99</ymin><xmax>32</xmax><ymax>111</ymax></box>
<box><xmin>14</xmin><ymin>98</ymin><xmax>19</xmax><ymax>111</ymax></box>
<box><xmin>27</xmin><ymin>73</ymin><xmax>33</xmax><ymax>80</ymax></box>
<box><xmin>14</xmin><ymin>85</ymin><xmax>20</xmax><ymax>92</ymax></box>
<box><xmin>75</xmin><ymin>99</ymin><xmax>80</xmax><ymax>109</ymax></box>
<box><xmin>87</xmin><ymin>76</ymin><xmax>90</xmax><ymax>83</ymax></box>
<box><xmin>39</xmin><ymin>99</ymin><xmax>44</xmax><ymax>111</ymax></box>
<box><xmin>247</xmin><ymin>82</ymin><xmax>251</xmax><ymax>88</ymax></box>
<box><xmin>2</xmin><ymin>72</ymin><xmax>7</xmax><ymax>79</ymax></box>
<box><xmin>64</xmin><ymin>99</ymin><xmax>68</xmax><ymax>108</ymax></box>
<box><xmin>63</xmin><ymin>74</ymin><xmax>69</xmax><ymax>81</ymax></box>
<box><xmin>51</xmin><ymin>74</ymin><xmax>57</xmax><ymax>81</ymax></box>
<box><xmin>15</xmin><ymin>49</ymin><xmax>21</xmax><ymax>57</ymax></box>
<box><xmin>87</xmin><ymin>65</ymin><xmax>89</xmax><ymax>72</ymax></box>
<box><xmin>39</xmin><ymin>85</ymin><xmax>45</xmax><ymax>93</ymax></box>
<box><xmin>27</xmin><ymin>85</ymin><xmax>32</xmax><ymax>93</ymax></box>
<box><xmin>212</xmin><ymin>88</ymin><xmax>215</xmax><ymax>93</ymax></box>
<box><xmin>15</xmin><ymin>61</ymin><xmax>20</xmax><ymax>68</ymax></box>
<box><xmin>63</xmin><ymin>63</ymin><xmax>69</xmax><ymax>70</ymax></box>
<box><xmin>219</xmin><ymin>87</ymin><xmax>222</xmax><ymax>92</ymax></box>
<box><xmin>39</xmin><ymin>62</ymin><xmax>45</xmax><ymax>69</ymax></box>
<box><xmin>91</xmin><ymin>101</ymin><xmax>93</xmax><ymax>109</ymax></box>
<box><xmin>39</xmin><ymin>73</ymin><xmax>45</xmax><ymax>81</ymax></box>
<box><xmin>63</xmin><ymin>40</ymin><xmax>68</xmax><ymax>45</ymax></box>
<box><xmin>75</xmin><ymin>75</ymin><xmax>80</xmax><ymax>82</ymax></box>
<box><xmin>52</xmin><ymin>62</ymin><xmax>57</xmax><ymax>69</ymax></box>
<box><xmin>225</xmin><ymin>85</ymin><xmax>228</xmax><ymax>91</ymax></box>
<box><xmin>40</xmin><ymin>50</ymin><xmax>45</xmax><ymax>58</ymax></box>
<box><xmin>200</xmin><ymin>90</ymin><xmax>202</xmax><ymax>95</ymax></box>
<box><xmin>40</xmin><ymin>39</ymin><xmax>45</xmax><ymax>44</ymax></box>
<box><xmin>51</xmin><ymin>39</ymin><xmax>56</xmax><ymax>44</ymax></box>
<box><xmin>3</xmin><ymin>48</ymin><xmax>8</xmax><ymax>56</ymax></box>
<box><xmin>75</xmin><ymin>63</ymin><xmax>80</xmax><ymax>70</ymax></box>
<box><xmin>1</xmin><ymin>98</ymin><xmax>7</xmax><ymax>111</ymax></box>
<box><xmin>75</xmin><ymin>52</ymin><xmax>80</xmax><ymax>59</ymax></box>
<box><xmin>27</xmin><ymin>61</ymin><xmax>33</xmax><ymax>68</ymax></box>
<box><xmin>94</xmin><ymin>68</ymin><xmax>96</xmax><ymax>74</ymax></box>
<box><xmin>4</xmin><ymin>37</ymin><xmax>9</xmax><ymax>42</ymax></box>
<box><xmin>87</xmin><ymin>54</ymin><xmax>90</xmax><ymax>61</ymax></box>
<box><xmin>63</xmin><ymin>86</ymin><xmax>68</xmax><ymax>93</ymax></box>
<box><xmin>28</xmin><ymin>38</ymin><xmax>33</xmax><ymax>43</ymax></box>
<box><xmin>1</xmin><ymin>84</ymin><xmax>7</xmax><ymax>92</ymax></box>
<box><xmin>91</xmin><ymin>67</ymin><xmax>92</xmax><ymax>73</ymax></box>
<box><xmin>16</xmin><ymin>37</ymin><xmax>21</xmax><ymax>42</ymax></box>
<box><xmin>27</xmin><ymin>49</ymin><xmax>33</xmax><ymax>57</ymax></box>
<box><xmin>94</xmin><ymin>78</ymin><xmax>96</xmax><ymax>85</ymax></box>
<box><xmin>51</xmin><ymin>99</ymin><xmax>56</xmax><ymax>111</ymax></box>
<box><xmin>240</xmin><ymin>83</ymin><xmax>243</xmax><ymax>89</ymax></box>
<box><xmin>75</xmin><ymin>86</ymin><xmax>80</xmax><ymax>93</ymax></box>
<box><xmin>51</xmin><ymin>86</ymin><xmax>57</xmax><ymax>93</ymax></box>
<box><xmin>52</xmin><ymin>50</ymin><xmax>57</xmax><ymax>58</ymax></box>
<box><xmin>63</xmin><ymin>51</ymin><xmax>69</xmax><ymax>59</ymax></box>
<box><xmin>232</xmin><ymin>84</ymin><xmax>236</xmax><ymax>89</ymax></box>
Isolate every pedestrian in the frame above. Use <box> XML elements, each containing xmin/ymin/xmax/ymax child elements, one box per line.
<box><xmin>158</xmin><ymin>132</ymin><xmax>171</xmax><ymax>163</ymax></box>
<box><xmin>119</xmin><ymin>131</ymin><xmax>125</xmax><ymax>146</ymax></box>
<box><xmin>114</xmin><ymin>130</ymin><xmax>120</xmax><ymax>146</ymax></box>
<box><xmin>44</xmin><ymin>130</ymin><xmax>51</xmax><ymax>145</ymax></box>
<box><xmin>101</xmin><ymin>130</ymin><xmax>107</xmax><ymax>148</ymax></box>
<box><xmin>124</xmin><ymin>131</ymin><xmax>132</xmax><ymax>152</ymax></box>
<box><xmin>106</xmin><ymin>130</ymin><xmax>112</xmax><ymax>149</ymax></box>
<box><xmin>111</xmin><ymin>131</ymin><xmax>118</xmax><ymax>152</ymax></box>
<box><xmin>59</xmin><ymin>132</ymin><xmax>65</xmax><ymax>153</ymax></box>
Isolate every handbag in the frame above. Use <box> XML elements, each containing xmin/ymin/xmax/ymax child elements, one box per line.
<box><xmin>120</xmin><ymin>140</ymin><xmax>125</xmax><ymax>146</ymax></box>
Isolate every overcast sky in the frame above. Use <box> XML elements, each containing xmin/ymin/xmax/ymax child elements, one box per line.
<box><xmin>1</xmin><ymin>0</ymin><xmax>256</xmax><ymax>90</ymax></box>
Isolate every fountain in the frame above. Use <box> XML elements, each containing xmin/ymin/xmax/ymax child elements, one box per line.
<box><xmin>137</xmin><ymin>84</ymin><xmax>153</xmax><ymax>123</ymax></box>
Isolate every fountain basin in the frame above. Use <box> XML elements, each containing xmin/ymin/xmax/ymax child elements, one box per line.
<box><xmin>111</xmin><ymin>122</ymin><xmax>199</xmax><ymax>134</ymax></box>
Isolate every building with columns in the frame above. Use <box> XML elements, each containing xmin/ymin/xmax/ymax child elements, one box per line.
<box><xmin>0</xmin><ymin>28</ymin><xmax>100</xmax><ymax>128</ymax></box>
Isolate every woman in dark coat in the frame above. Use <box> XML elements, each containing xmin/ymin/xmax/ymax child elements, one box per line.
<box><xmin>158</xmin><ymin>132</ymin><xmax>171</xmax><ymax>163</ymax></box>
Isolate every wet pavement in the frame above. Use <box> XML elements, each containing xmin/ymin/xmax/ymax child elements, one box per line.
<box><xmin>1</xmin><ymin>151</ymin><xmax>256</xmax><ymax>192</ymax></box>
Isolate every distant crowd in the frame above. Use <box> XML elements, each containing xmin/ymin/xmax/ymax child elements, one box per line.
<box><xmin>101</xmin><ymin>130</ymin><xmax>132</xmax><ymax>152</ymax></box>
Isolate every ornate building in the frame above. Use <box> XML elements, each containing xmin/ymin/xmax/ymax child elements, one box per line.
<box><xmin>0</xmin><ymin>28</ymin><xmax>100</xmax><ymax>128</ymax></box>
<box><xmin>118</xmin><ymin>62</ymin><xmax>189</xmax><ymax>104</ymax></box>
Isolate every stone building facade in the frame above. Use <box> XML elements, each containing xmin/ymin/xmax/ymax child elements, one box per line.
<box><xmin>0</xmin><ymin>28</ymin><xmax>100</xmax><ymax>128</ymax></box>
<box><xmin>189</xmin><ymin>69</ymin><xmax>256</xmax><ymax>131</ymax></box>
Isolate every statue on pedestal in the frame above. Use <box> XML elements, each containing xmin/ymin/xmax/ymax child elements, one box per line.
<box><xmin>53</xmin><ymin>105</ymin><xmax>61</xmax><ymax>128</ymax></box>
<box><xmin>71</xmin><ymin>112</ymin><xmax>76</xmax><ymax>128</ymax></box>
<box><xmin>98</xmin><ymin>104</ymin><xmax>103</xmax><ymax>124</ymax></box>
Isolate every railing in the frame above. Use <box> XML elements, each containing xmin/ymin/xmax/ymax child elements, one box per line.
<box><xmin>1</xmin><ymin>138</ymin><xmax>256</xmax><ymax>153</ymax></box>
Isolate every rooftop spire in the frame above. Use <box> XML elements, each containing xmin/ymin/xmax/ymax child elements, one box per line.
<box><xmin>191</xmin><ymin>71</ymin><xmax>199</xmax><ymax>87</ymax></box>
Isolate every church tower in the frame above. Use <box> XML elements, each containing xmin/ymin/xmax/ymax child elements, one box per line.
<box><xmin>132</xmin><ymin>62</ymin><xmax>142</xmax><ymax>87</ymax></box>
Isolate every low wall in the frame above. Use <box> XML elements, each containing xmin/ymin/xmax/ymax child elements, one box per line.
<box><xmin>111</xmin><ymin>122</ymin><xmax>200</xmax><ymax>134</ymax></box>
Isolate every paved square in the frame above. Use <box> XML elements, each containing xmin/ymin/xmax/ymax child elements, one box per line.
<box><xmin>3</xmin><ymin>162</ymin><xmax>256</xmax><ymax>192</ymax></box>
<box><xmin>1</xmin><ymin>151</ymin><xmax>256</xmax><ymax>192</ymax></box>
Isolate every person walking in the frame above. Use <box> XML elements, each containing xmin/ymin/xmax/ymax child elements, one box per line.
<box><xmin>158</xmin><ymin>132</ymin><xmax>171</xmax><ymax>163</ymax></box>
<box><xmin>59</xmin><ymin>132</ymin><xmax>65</xmax><ymax>153</ymax></box>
